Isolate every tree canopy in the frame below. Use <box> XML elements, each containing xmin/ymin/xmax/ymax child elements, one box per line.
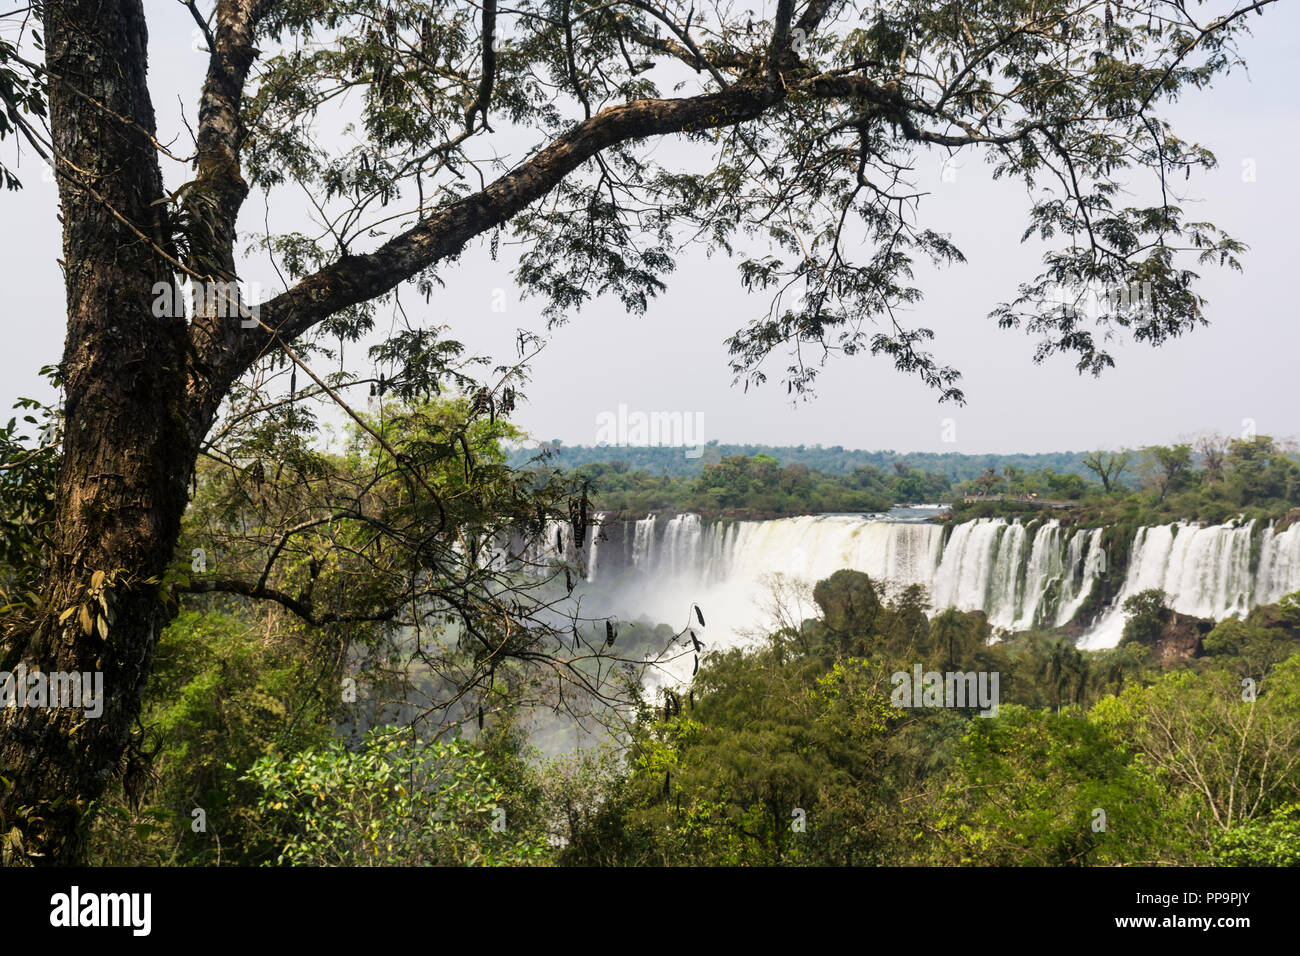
<box><xmin>0</xmin><ymin>0</ymin><xmax>1279</xmax><ymax>863</ymax></box>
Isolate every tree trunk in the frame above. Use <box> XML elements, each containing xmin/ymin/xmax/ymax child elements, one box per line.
<box><xmin>0</xmin><ymin>0</ymin><xmax>192</xmax><ymax>865</ymax></box>
<box><xmin>0</xmin><ymin>0</ymin><xmax>790</xmax><ymax>865</ymax></box>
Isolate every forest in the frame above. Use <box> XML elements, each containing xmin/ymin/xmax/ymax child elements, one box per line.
<box><xmin>507</xmin><ymin>442</ymin><xmax>1101</xmax><ymax>482</ymax></box>
<box><xmin>5</xmin><ymin>390</ymin><xmax>1296</xmax><ymax>866</ymax></box>
<box><xmin>0</xmin><ymin>0</ymin><xmax>1287</xmax><ymax>871</ymax></box>
<box><xmin>953</xmin><ymin>436</ymin><xmax>1300</xmax><ymax>528</ymax></box>
<box><xmin>524</xmin><ymin>434</ymin><xmax>1300</xmax><ymax>525</ymax></box>
<box><xmin>77</xmin><ymin>515</ymin><xmax>1300</xmax><ymax>866</ymax></box>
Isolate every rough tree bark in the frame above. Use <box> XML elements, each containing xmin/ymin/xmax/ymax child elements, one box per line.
<box><xmin>0</xmin><ymin>0</ymin><xmax>186</xmax><ymax>864</ymax></box>
<box><xmin>0</xmin><ymin>0</ymin><xmax>793</xmax><ymax>865</ymax></box>
<box><xmin>0</xmin><ymin>0</ymin><xmax>1253</xmax><ymax>865</ymax></box>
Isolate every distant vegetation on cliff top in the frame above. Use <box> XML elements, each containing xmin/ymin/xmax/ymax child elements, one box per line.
<box><xmin>506</xmin><ymin>441</ymin><xmax>1098</xmax><ymax>482</ymax></box>
<box><xmin>511</xmin><ymin>436</ymin><xmax>1300</xmax><ymax>525</ymax></box>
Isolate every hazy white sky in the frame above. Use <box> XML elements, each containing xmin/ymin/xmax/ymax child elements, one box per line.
<box><xmin>2</xmin><ymin>2</ymin><xmax>1297</xmax><ymax>455</ymax></box>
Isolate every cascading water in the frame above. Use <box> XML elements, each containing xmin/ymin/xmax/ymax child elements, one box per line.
<box><xmin>585</xmin><ymin>513</ymin><xmax>605</xmax><ymax>583</ymax></box>
<box><xmin>659</xmin><ymin>513</ymin><xmax>704</xmax><ymax>577</ymax></box>
<box><xmin>554</xmin><ymin>511</ymin><xmax>1300</xmax><ymax>656</ymax></box>
<box><xmin>1057</xmin><ymin>528</ymin><xmax>1106</xmax><ymax>625</ymax></box>
<box><xmin>1256</xmin><ymin>522</ymin><xmax>1300</xmax><ymax>604</ymax></box>
<box><xmin>631</xmin><ymin>515</ymin><xmax>656</xmax><ymax>570</ymax></box>
<box><xmin>1078</xmin><ymin>519</ymin><xmax>1300</xmax><ymax>648</ymax></box>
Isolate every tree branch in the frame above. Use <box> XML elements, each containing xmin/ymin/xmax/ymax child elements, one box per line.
<box><xmin>181</xmin><ymin>576</ymin><xmax>403</xmax><ymax>627</ymax></box>
<box><xmin>204</xmin><ymin>80</ymin><xmax>783</xmax><ymax>400</ymax></box>
<box><xmin>463</xmin><ymin>0</ymin><xmax>497</xmax><ymax>131</ymax></box>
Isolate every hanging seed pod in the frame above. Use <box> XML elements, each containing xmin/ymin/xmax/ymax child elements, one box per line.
<box><xmin>578</xmin><ymin>481</ymin><xmax>589</xmax><ymax>543</ymax></box>
<box><xmin>569</xmin><ymin>491</ymin><xmax>589</xmax><ymax>552</ymax></box>
<box><xmin>458</xmin><ymin>432</ymin><xmax>472</xmax><ymax>479</ymax></box>
<box><xmin>694</xmin><ymin>604</ymin><xmax>706</xmax><ymax>627</ymax></box>
<box><xmin>605</xmin><ymin>620</ymin><xmax>616</xmax><ymax>647</ymax></box>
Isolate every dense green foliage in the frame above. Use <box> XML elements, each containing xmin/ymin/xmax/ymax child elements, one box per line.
<box><xmin>509</xmin><ymin>443</ymin><xmax>1100</xmax><ymax>483</ymax></box>
<box><xmin>243</xmin><ymin>729</ymin><xmax>550</xmax><ymax>866</ymax></box>
<box><xmin>565</xmin><ymin>453</ymin><xmax>950</xmax><ymax>517</ymax></box>
<box><xmin>0</xmin><ymin>366</ymin><xmax>61</xmax><ymax>608</ymax></box>
<box><xmin>556</xmin><ymin>576</ymin><xmax>1300</xmax><ymax>866</ymax></box>
<box><xmin>86</xmin><ymin>609</ymin><xmax>337</xmax><ymax>865</ymax></box>
<box><xmin>950</xmin><ymin>435</ymin><xmax>1300</xmax><ymax>528</ymax></box>
<box><xmin>1121</xmin><ymin>590</ymin><xmax>1172</xmax><ymax>648</ymax></box>
<box><xmin>1213</xmin><ymin>804</ymin><xmax>1300</xmax><ymax>867</ymax></box>
<box><xmin>520</xmin><ymin>434</ymin><xmax>1300</xmax><ymax>525</ymax></box>
<box><xmin>96</xmin><ymin>563</ymin><xmax>1300</xmax><ymax>867</ymax></box>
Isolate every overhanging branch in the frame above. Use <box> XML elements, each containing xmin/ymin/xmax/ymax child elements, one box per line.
<box><xmin>201</xmin><ymin>80</ymin><xmax>783</xmax><ymax>400</ymax></box>
<box><xmin>181</xmin><ymin>576</ymin><xmax>403</xmax><ymax>626</ymax></box>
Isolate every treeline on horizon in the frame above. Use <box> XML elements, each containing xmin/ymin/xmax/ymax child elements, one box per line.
<box><xmin>528</xmin><ymin>435</ymin><xmax>1300</xmax><ymax>526</ymax></box>
<box><xmin>506</xmin><ymin>442</ymin><xmax>1100</xmax><ymax>482</ymax></box>
<box><xmin>565</xmin><ymin>453</ymin><xmax>951</xmax><ymax>517</ymax></box>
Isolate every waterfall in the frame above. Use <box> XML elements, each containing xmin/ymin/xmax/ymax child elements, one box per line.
<box><xmin>553</xmin><ymin>511</ymin><xmax>1300</xmax><ymax>656</ymax></box>
<box><xmin>1257</xmin><ymin>522</ymin><xmax>1300</xmax><ymax>605</ymax></box>
<box><xmin>931</xmin><ymin>519</ymin><xmax>1008</xmax><ymax>615</ymax></box>
<box><xmin>631</xmin><ymin>515</ymin><xmax>656</xmax><ymax>570</ymax></box>
<box><xmin>1056</xmin><ymin>528</ymin><xmax>1105</xmax><ymax>625</ymax></box>
<box><xmin>1032</xmin><ymin>524</ymin><xmax>1067</xmax><ymax>626</ymax></box>
<box><xmin>585</xmin><ymin>512</ymin><xmax>605</xmax><ymax>583</ymax></box>
<box><xmin>1079</xmin><ymin>520</ymin><xmax>1264</xmax><ymax>648</ymax></box>
<box><xmin>986</xmin><ymin>522</ymin><xmax>1028</xmax><ymax>628</ymax></box>
<box><xmin>660</xmin><ymin>513</ymin><xmax>703</xmax><ymax>576</ymax></box>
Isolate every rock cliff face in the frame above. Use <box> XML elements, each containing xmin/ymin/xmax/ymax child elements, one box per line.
<box><xmin>1153</xmin><ymin>611</ymin><xmax>1214</xmax><ymax>665</ymax></box>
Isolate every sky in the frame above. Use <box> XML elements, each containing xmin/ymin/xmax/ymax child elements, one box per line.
<box><xmin>2</xmin><ymin>1</ymin><xmax>1297</xmax><ymax>456</ymax></box>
